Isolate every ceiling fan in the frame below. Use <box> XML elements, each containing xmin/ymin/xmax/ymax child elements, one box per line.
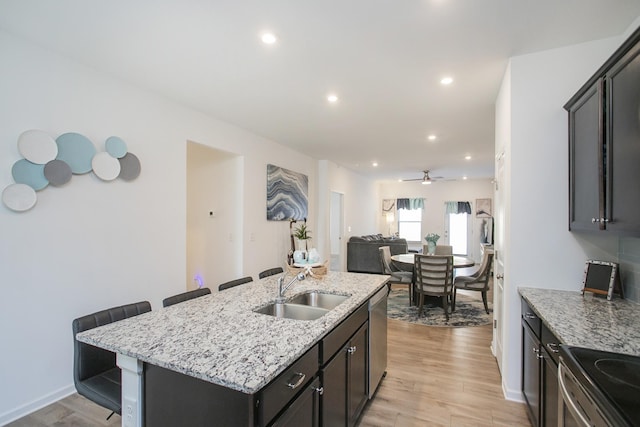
<box><xmin>402</xmin><ymin>170</ymin><xmax>443</xmax><ymax>184</ymax></box>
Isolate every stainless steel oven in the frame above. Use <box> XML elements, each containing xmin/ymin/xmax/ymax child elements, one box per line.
<box><xmin>559</xmin><ymin>346</ymin><xmax>640</xmax><ymax>427</ymax></box>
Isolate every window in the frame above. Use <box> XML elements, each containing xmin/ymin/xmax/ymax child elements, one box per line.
<box><xmin>398</xmin><ymin>208</ymin><xmax>422</xmax><ymax>241</ymax></box>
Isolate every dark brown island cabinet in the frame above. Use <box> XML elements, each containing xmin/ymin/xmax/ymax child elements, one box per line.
<box><xmin>144</xmin><ymin>300</ymin><xmax>377</xmax><ymax>426</ymax></box>
<box><xmin>521</xmin><ymin>298</ymin><xmax>561</xmax><ymax>427</ymax></box>
<box><xmin>566</xmin><ymin>26</ymin><xmax>640</xmax><ymax>236</ymax></box>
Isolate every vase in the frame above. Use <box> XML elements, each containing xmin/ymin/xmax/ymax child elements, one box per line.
<box><xmin>293</xmin><ymin>250</ymin><xmax>307</xmax><ymax>264</ymax></box>
<box><xmin>307</xmin><ymin>248</ymin><xmax>320</xmax><ymax>264</ymax></box>
<box><xmin>427</xmin><ymin>241</ymin><xmax>436</xmax><ymax>255</ymax></box>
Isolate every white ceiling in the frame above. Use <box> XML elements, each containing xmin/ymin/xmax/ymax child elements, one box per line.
<box><xmin>1</xmin><ymin>0</ymin><xmax>639</xmax><ymax>182</ymax></box>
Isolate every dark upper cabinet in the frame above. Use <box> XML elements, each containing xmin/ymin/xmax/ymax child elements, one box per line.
<box><xmin>566</xmin><ymin>27</ymin><xmax>640</xmax><ymax>236</ymax></box>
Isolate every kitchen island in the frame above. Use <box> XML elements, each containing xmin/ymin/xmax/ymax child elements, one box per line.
<box><xmin>77</xmin><ymin>271</ymin><xmax>388</xmax><ymax>426</ymax></box>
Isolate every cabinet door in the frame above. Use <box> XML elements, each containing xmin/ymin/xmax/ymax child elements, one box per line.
<box><xmin>568</xmin><ymin>79</ymin><xmax>604</xmax><ymax>231</ymax></box>
<box><xmin>322</xmin><ymin>347</ymin><xmax>347</xmax><ymax>427</ymax></box>
<box><xmin>271</xmin><ymin>378</ymin><xmax>321</xmax><ymax>427</ymax></box>
<box><xmin>522</xmin><ymin>323</ymin><xmax>541</xmax><ymax>427</ymax></box>
<box><xmin>541</xmin><ymin>349</ymin><xmax>558</xmax><ymax>427</ymax></box>
<box><xmin>606</xmin><ymin>42</ymin><xmax>640</xmax><ymax>235</ymax></box>
<box><xmin>347</xmin><ymin>323</ymin><xmax>368</xmax><ymax>427</ymax></box>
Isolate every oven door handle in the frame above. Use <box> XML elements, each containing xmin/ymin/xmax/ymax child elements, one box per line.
<box><xmin>558</xmin><ymin>363</ymin><xmax>592</xmax><ymax>427</ymax></box>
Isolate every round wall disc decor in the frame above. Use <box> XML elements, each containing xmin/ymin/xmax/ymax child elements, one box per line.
<box><xmin>2</xmin><ymin>183</ymin><xmax>37</xmax><ymax>212</ymax></box>
<box><xmin>18</xmin><ymin>130</ymin><xmax>58</xmax><ymax>165</ymax></box>
<box><xmin>92</xmin><ymin>152</ymin><xmax>121</xmax><ymax>181</ymax></box>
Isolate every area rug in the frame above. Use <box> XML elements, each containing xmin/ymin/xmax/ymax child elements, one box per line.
<box><xmin>387</xmin><ymin>288</ymin><xmax>492</xmax><ymax>327</ymax></box>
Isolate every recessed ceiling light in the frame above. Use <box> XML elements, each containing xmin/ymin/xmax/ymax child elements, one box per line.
<box><xmin>327</xmin><ymin>94</ymin><xmax>339</xmax><ymax>103</ymax></box>
<box><xmin>465</xmin><ymin>155</ymin><xmax>472</xmax><ymax>160</ymax></box>
<box><xmin>440</xmin><ymin>76</ymin><xmax>454</xmax><ymax>85</ymax></box>
<box><xmin>462</xmin><ymin>176</ymin><xmax>468</xmax><ymax>180</ymax></box>
<box><xmin>372</xmin><ymin>162</ymin><xmax>378</xmax><ymax>167</ymax></box>
<box><xmin>421</xmin><ymin>181</ymin><xmax>432</xmax><ymax>185</ymax></box>
<box><xmin>261</xmin><ymin>33</ymin><xmax>277</xmax><ymax>45</ymax></box>
<box><xmin>427</xmin><ymin>134</ymin><xmax>437</xmax><ymax>141</ymax></box>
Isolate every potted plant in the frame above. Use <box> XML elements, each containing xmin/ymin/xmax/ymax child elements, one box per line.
<box><xmin>293</xmin><ymin>224</ymin><xmax>312</xmax><ymax>262</ymax></box>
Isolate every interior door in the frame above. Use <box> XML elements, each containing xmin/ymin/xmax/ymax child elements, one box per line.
<box><xmin>330</xmin><ymin>192</ymin><xmax>344</xmax><ymax>271</ymax></box>
<box><xmin>493</xmin><ymin>150</ymin><xmax>505</xmax><ymax>372</ymax></box>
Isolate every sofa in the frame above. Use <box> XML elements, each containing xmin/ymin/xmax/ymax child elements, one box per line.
<box><xmin>346</xmin><ymin>234</ymin><xmax>408</xmax><ymax>274</ymax></box>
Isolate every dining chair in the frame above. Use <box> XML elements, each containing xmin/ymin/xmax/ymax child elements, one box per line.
<box><xmin>72</xmin><ymin>301</ymin><xmax>152</xmax><ymax>419</ymax></box>
<box><xmin>379</xmin><ymin>246</ymin><xmax>414</xmax><ymax>304</ymax></box>
<box><xmin>414</xmin><ymin>254</ymin><xmax>454</xmax><ymax>320</ymax></box>
<box><xmin>453</xmin><ymin>250</ymin><xmax>494</xmax><ymax>314</ymax></box>
<box><xmin>162</xmin><ymin>287</ymin><xmax>211</xmax><ymax>307</ymax></box>
<box><xmin>218</xmin><ymin>276</ymin><xmax>253</xmax><ymax>291</ymax></box>
<box><xmin>423</xmin><ymin>244</ymin><xmax>453</xmax><ymax>255</ymax></box>
<box><xmin>258</xmin><ymin>267</ymin><xmax>284</xmax><ymax>279</ymax></box>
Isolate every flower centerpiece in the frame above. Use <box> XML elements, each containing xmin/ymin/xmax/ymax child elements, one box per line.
<box><xmin>424</xmin><ymin>233</ymin><xmax>440</xmax><ymax>255</ymax></box>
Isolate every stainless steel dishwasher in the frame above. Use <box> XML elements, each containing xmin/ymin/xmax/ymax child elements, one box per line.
<box><xmin>368</xmin><ymin>286</ymin><xmax>388</xmax><ymax>398</ymax></box>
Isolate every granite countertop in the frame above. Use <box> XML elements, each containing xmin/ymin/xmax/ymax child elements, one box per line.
<box><xmin>519</xmin><ymin>287</ymin><xmax>640</xmax><ymax>356</ymax></box>
<box><xmin>77</xmin><ymin>271</ymin><xmax>388</xmax><ymax>394</ymax></box>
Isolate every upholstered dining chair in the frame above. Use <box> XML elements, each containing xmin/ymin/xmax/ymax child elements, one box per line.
<box><xmin>414</xmin><ymin>254</ymin><xmax>454</xmax><ymax>320</ymax></box>
<box><xmin>258</xmin><ymin>267</ymin><xmax>284</xmax><ymax>279</ymax></box>
<box><xmin>162</xmin><ymin>287</ymin><xmax>211</xmax><ymax>307</ymax></box>
<box><xmin>379</xmin><ymin>246</ymin><xmax>414</xmax><ymax>304</ymax></box>
<box><xmin>218</xmin><ymin>276</ymin><xmax>253</xmax><ymax>291</ymax></box>
<box><xmin>72</xmin><ymin>301</ymin><xmax>152</xmax><ymax>419</ymax></box>
<box><xmin>453</xmin><ymin>250</ymin><xmax>494</xmax><ymax>314</ymax></box>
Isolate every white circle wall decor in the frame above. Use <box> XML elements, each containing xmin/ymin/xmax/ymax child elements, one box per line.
<box><xmin>92</xmin><ymin>152</ymin><xmax>121</xmax><ymax>181</ymax></box>
<box><xmin>118</xmin><ymin>152</ymin><xmax>141</xmax><ymax>181</ymax></box>
<box><xmin>105</xmin><ymin>136</ymin><xmax>128</xmax><ymax>158</ymax></box>
<box><xmin>44</xmin><ymin>159</ymin><xmax>72</xmax><ymax>186</ymax></box>
<box><xmin>18</xmin><ymin>130</ymin><xmax>58</xmax><ymax>164</ymax></box>
<box><xmin>55</xmin><ymin>132</ymin><xmax>97</xmax><ymax>174</ymax></box>
<box><xmin>11</xmin><ymin>159</ymin><xmax>48</xmax><ymax>190</ymax></box>
<box><xmin>2</xmin><ymin>183</ymin><xmax>37</xmax><ymax>212</ymax></box>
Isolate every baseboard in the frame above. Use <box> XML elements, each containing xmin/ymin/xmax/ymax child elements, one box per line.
<box><xmin>502</xmin><ymin>380</ymin><xmax>524</xmax><ymax>403</ymax></box>
<box><xmin>0</xmin><ymin>384</ymin><xmax>75</xmax><ymax>426</ymax></box>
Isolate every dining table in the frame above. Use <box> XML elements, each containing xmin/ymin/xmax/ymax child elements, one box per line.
<box><xmin>390</xmin><ymin>253</ymin><xmax>475</xmax><ymax>269</ymax></box>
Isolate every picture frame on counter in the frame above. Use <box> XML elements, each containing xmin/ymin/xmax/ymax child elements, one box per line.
<box><xmin>581</xmin><ymin>260</ymin><xmax>624</xmax><ymax>300</ymax></box>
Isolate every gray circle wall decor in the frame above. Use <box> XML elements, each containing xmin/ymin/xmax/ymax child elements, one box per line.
<box><xmin>11</xmin><ymin>159</ymin><xmax>48</xmax><ymax>191</ymax></box>
<box><xmin>44</xmin><ymin>159</ymin><xmax>72</xmax><ymax>186</ymax></box>
<box><xmin>118</xmin><ymin>152</ymin><xmax>141</xmax><ymax>181</ymax></box>
<box><xmin>55</xmin><ymin>132</ymin><xmax>97</xmax><ymax>174</ymax></box>
<box><xmin>18</xmin><ymin>130</ymin><xmax>58</xmax><ymax>164</ymax></box>
<box><xmin>3</xmin><ymin>130</ymin><xmax>141</xmax><ymax>212</ymax></box>
<box><xmin>2</xmin><ymin>183</ymin><xmax>37</xmax><ymax>212</ymax></box>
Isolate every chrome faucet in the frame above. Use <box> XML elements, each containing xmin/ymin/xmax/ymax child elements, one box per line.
<box><xmin>276</xmin><ymin>272</ymin><xmax>306</xmax><ymax>303</ymax></box>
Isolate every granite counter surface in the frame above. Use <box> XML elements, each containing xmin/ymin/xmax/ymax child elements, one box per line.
<box><xmin>519</xmin><ymin>287</ymin><xmax>640</xmax><ymax>356</ymax></box>
<box><xmin>77</xmin><ymin>271</ymin><xmax>388</xmax><ymax>394</ymax></box>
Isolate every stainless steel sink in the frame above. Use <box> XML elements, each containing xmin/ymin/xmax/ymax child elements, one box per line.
<box><xmin>254</xmin><ymin>302</ymin><xmax>329</xmax><ymax>320</ymax></box>
<box><xmin>287</xmin><ymin>291</ymin><xmax>350</xmax><ymax>310</ymax></box>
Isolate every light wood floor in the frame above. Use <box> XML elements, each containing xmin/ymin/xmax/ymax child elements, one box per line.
<box><xmin>9</xmin><ymin>292</ymin><xmax>529</xmax><ymax>427</ymax></box>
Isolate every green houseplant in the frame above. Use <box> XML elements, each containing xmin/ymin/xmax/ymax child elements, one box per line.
<box><xmin>293</xmin><ymin>223</ymin><xmax>312</xmax><ymax>252</ymax></box>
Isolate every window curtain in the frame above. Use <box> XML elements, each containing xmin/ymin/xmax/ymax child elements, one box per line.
<box><xmin>397</xmin><ymin>198</ymin><xmax>424</xmax><ymax>210</ymax></box>
<box><xmin>445</xmin><ymin>201</ymin><xmax>471</xmax><ymax>214</ymax></box>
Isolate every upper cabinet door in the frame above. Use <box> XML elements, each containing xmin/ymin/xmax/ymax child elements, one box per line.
<box><xmin>568</xmin><ymin>79</ymin><xmax>604</xmax><ymax>232</ymax></box>
<box><xmin>606</xmin><ymin>42</ymin><xmax>640</xmax><ymax>235</ymax></box>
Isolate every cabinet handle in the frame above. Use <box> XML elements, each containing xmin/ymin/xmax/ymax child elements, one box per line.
<box><xmin>314</xmin><ymin>386</ymin><xmax>324</xmax><ymax>396</ymax></box>
<box><xmin>524</xmin><ymin>313</ymin><xmax>537</xmax><ymax>320</ymax></box>
<box><xmin>546</xmin><ymin>343</ymin><xmax>560</xmax><ymax>353</ymax></box>
<box><xmin>496</xmin><ymin>274</ymin><xmax>504</xmax><ymax>280</ymax></box>
<box><xmin>602</xmin><ymin>218</ymin><xmax>610</xmax><ymax>223</ymax></box>
<box><xmin>286</xmin><ymin>372</ymin><xmax>306</xmax><ymax>389</ymax></box>
<box><xmin>347</xmin><ymin>346</ymin><xmax>357</xmax><ymax>354</ymax></box>
<box><xmin>533</xmin><ymin>347</ymin><xmax>544</xmax><ymax>359</ymax></box>
<box><xmin>592</xmin><ymin>217</ymin><xmax>600</xmax><ymax>223</ymax></box>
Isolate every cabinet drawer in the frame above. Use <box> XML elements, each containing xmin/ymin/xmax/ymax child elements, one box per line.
<box><xmin>259</xmin><ymin>344</ymin><xmax>319</xmax><ymax>426</ymax></box>
<box><xmin>541</xmin><ymin>323</ymin><xmax>561</xmax><ymax>365</ymax></box>
<box><xmin>321</xmin><ymin>303</ymin><xmax>368</xmax><ymax>365</ymax></box>
<box><xmin>521</xmin><ymin>298</ymin><xmax>540</xmax><ymax>337</ymax></box>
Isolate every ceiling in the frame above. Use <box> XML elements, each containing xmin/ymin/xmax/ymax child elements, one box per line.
<box><xmin>1</xmin><ymin>1</ymin><xmax>639</xmax><ymax>183</ymax></box>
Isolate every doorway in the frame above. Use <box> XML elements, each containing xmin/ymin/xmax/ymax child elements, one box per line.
<box><xmin>330</xmin><ymin>192</ymin><xmax>344</xmax><ymax>271</ymax></box>
<box><xmin>444</xmin><ymin>212</ymin><xmax>470</xmax><ymax>255</ymax></box>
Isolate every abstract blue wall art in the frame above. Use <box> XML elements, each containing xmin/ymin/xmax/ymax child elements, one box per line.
<box><xmin>266</xmin><ymin>164</ymin><xmax>308</xmax><ymax>221</ymax></box>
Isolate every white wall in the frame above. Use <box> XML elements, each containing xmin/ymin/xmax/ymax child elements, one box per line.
<box><xmin>378</xmin><ymin>180</ymin><xmax>494</xmax><ymax>261</ymax></box>
<box><xmin>497</xmin><ymin>35</ymin><xmax>627</xmax><ymax>400</ymax></box>
<box><xmin>0</xmin><ymin>30</ymin><xmax>326</xmax><ymax>423</ymax></box>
